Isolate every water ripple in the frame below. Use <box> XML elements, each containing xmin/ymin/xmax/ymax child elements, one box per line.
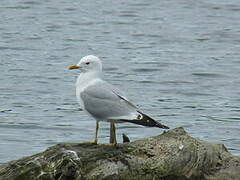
<box><xmin>192</xmin><ymin>72</ymin><xmax>227</xmax><ymax>78</ymax></box>
<box><xmin>1</xmin><ymin>0</ymin><xmax>240</xmax><ymax>163</ymax></box>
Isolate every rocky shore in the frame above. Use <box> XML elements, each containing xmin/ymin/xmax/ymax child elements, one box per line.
<box><xmin>0</xmin><ymin>127</ymin><xmax>239</xmax><ymax>180</ymax></box>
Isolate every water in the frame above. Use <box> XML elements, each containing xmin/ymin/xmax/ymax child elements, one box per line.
<box><xmin>0</xmin><ymin>0</ymin><xmax>240</xmax><ymax>163</ymax></box>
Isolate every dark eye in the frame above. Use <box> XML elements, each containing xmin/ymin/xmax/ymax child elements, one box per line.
<box><xmin>86</xmin><ymin>62</ymin><xmax>90</xmax><ymax>65</ymax></box>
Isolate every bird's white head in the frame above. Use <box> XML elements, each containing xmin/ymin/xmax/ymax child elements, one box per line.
<box><xmin>69</xmin><ymin>55</ymin><xmax>102</xmax><ymax>73</ymax></box>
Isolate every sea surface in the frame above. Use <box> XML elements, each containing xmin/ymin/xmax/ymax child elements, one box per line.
<box><xmin>0</xmin><ymin>0</ymin><xmax>240</xmax><ymax>163</ymax></box>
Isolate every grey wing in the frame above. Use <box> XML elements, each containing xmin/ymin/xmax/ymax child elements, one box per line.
<box><xmin>80</xmin><ymin>80</ymin><xmax>138</xmax><ymax>120</ymax></box>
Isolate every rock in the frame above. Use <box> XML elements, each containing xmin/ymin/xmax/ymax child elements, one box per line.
<box><xmin>0</xmin><ymin>127</ymin><xmax>240</xmax><ymax>180</ymax></box>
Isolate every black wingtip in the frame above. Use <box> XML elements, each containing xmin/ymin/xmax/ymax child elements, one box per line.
<box><xmin>155</xmin><ymin>121</ymin><xmax>170</xmax><ymax>129</ymax></box>
<box><xmin>122</xmin><ymin>111</ymin><xmax>170</xmax><ymax>129</ymax></box>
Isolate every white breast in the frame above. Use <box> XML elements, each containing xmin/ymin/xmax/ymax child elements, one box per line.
<box><xmin>75</xmin><ymin>72</ymin><xmax>99</xmax><ymax>110</ymax></box>
<box><xmin>76</xmin><ymin>75</ymin><xmax>86</xmax><ymax>109</ymax></box>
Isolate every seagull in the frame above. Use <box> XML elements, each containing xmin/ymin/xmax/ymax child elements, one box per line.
<box><xmin>69</xmin><ymin>55</ymin><xmax>169</xmax><ymax>145</ymax></box>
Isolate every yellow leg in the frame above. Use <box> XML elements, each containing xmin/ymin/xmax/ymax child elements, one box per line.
<box><xmin>110</xmin><ymin>122</ymin><xmax>117</xmax><ymax>145</ymax></box>
<box><xmin>93</xmin><ymin>121</ymin><xmax>99</xmax><ymax>144</ymax></box>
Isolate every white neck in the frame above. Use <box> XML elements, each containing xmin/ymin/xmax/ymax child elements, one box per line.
<box><xmin>76</xmin><ymin>70</ymin><xmax>102</xmax><ymax>89</ymax></box>
<box><xmin>80</xmin><ymin>70</ymin><xmax>101</xmax><ymax>80</ymax></box>
<box><xmin>75</xmin><ymin>70</ymin><xmax>102</xmax><ymax>107</ymax></box>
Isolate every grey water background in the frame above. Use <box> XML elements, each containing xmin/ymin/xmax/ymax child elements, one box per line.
<box><xmin>0</xmin><ymin>0</ymin><xmax>240</xmax><ymax>163</ymax></box>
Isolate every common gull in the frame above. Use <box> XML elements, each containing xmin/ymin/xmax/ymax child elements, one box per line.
<box><xmin>69</xmin><ymin>55</ymin><xmax>169</xmax><ymax>145</ymax></box>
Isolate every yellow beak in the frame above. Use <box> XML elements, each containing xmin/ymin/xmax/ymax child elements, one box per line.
<box><xmin>68</xmin><ymin>65</ymin><xmax>80</xmax><ymax>70</ymax></box>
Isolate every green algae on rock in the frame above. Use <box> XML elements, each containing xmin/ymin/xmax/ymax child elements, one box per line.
<box><xmin>0</xmin><ymin>127</ymin><xmax>240</xmax><ymax>180</ymax></box>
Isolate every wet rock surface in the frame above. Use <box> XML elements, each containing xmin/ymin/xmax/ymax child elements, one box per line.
<box><xmin>0</xmin><ymin>127</ymin><xmax>239</xmax><ymax>180</ymax></box>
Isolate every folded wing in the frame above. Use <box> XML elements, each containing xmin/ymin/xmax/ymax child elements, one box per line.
<box><xmin>80</xmin><ymin>80</ymin><xmax>169</xmax><ymax>129</ymax></box>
